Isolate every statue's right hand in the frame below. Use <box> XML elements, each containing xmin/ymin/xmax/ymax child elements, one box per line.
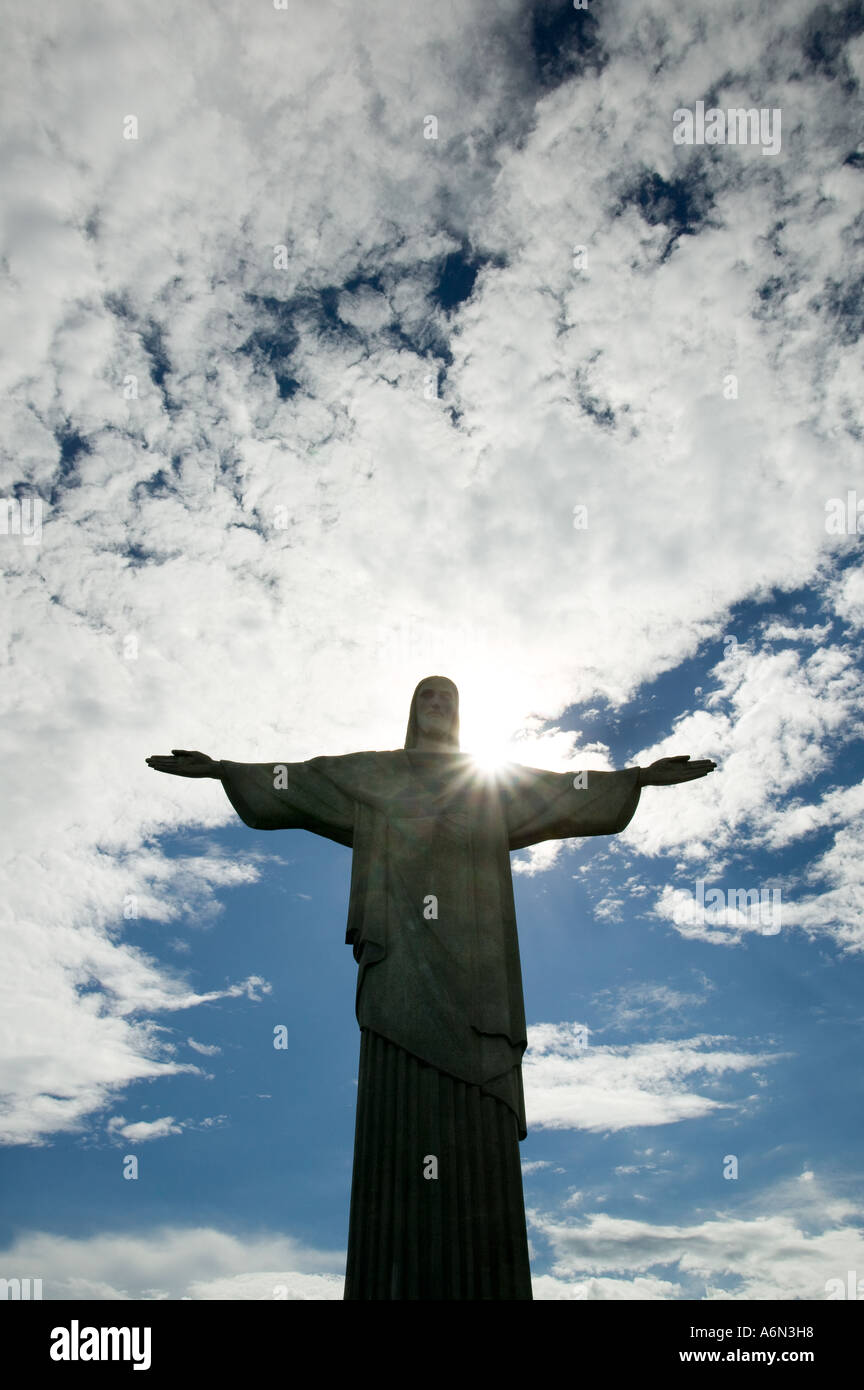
<box><xmin>145</xmin><ymin>749</ymin><xmax>221</xmax><ymax>778</ymax></box>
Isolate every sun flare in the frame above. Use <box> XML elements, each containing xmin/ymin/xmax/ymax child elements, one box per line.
<box><xmin>468</xmin><ymin>741</ymin><xmax>516</xmax><ymax>773</ymax></box>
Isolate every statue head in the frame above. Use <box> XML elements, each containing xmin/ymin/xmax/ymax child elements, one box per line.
<box><xmin>404</xmin><ymin>675</ymin><xmax>460</xmax><ymax>751</ymax></box>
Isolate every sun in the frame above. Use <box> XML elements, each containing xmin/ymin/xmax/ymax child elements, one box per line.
<box><xmin>468</xmin><ymin>740</ymin><xmax>514</xmax><ymax>773</ymax></box>
<box><xmin>471</xmin><ymin>753</ymin><xmax>504</xmax><ymax>775</ymax></box>
<box><xmin>458</xmin><ymin>677</ymin><xmax>523</xmax><ymax>772</ymax></box>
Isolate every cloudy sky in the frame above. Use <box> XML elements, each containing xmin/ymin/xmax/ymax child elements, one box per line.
<box><xmin>1</xmin><ymin>0</ymin><xmax>863</xmax><ymax>1300</ymax></box>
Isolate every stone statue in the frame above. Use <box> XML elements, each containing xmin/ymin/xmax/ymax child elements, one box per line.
<box><xmin>147</xmin><ymin>676</ymin><xmax>715</xmax><ymax>1299</ymax></box>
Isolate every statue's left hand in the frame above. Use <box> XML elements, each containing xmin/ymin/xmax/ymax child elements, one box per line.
<box><xmin>145</xmin><ymin>749</ymin><xmax>222</xmax><ymax>778</ymax></box>
<box><xmin>638</xmin><ymin>755</ymin><xmax>716</xmax><ymax>787</ymax></box>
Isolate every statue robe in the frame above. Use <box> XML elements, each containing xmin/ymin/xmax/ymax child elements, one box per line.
<box><xmin>219</xmin><ymin>750</ymin><xmax>641</xmax><ymax>1299</ymax></box>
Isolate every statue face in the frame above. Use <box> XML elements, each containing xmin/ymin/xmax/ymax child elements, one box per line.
<box><xmin>416</xmin><ymin>679</ymin><xmax>457</xmax><ymax>743</ymax></box>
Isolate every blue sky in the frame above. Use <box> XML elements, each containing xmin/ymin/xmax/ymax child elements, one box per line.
<box><xmin>1</xmin><ymin>0</ymin><xmax>864</xmax><ymax>1299</ymax></box>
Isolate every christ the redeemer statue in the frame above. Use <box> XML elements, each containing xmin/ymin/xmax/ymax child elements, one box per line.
<box><xmin>147</xmin><ymin>675</ymin><xmax>715</xmax><ymax>1300</ymax></box>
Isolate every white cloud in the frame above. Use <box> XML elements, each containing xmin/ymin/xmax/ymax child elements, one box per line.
<box><xmin>524</xmin><ymin>1022</ymin><xmax>781</xmax><ymax>1132</ymax></box>
<box><xmin>650</xmin><ymin>794</ymin><xmax>864</xmax><ymax>955</ymax></box>
<box><xmin>336</xmin><ymin>287</ymin><xmax>393</xmax><ymax>334</ymax></box>
<box><xmin>763</xmin><ymin>780</ymin><xmax>864</xmax><ymax>850</ymax></box>
<box><xmin>0</xmin><ymin>1226</ymin><xmax>345</xmax><ymax>1301</ymax></box>
<box><xmin>760</xmin><ymin>621</ymin><xmax>833</xmax><ymax>645</ymax></box>
<box><xmin>593</xmin><ymin>894</ymin><xmax>626</xmax><ymax>921</ymax></box>
<box><xmin>532</xmin><ymin>1273</ymin><xmax>681</xmax><ymax>1300</ymax></box>
<box><xmin>106</xmin><ymin>1115</ymin><xmax>184</xmax><ymax>1143</ymax></box>
<box><xmin>829</xmin><ymin>565</ymin><xmax>864</xmax><ymax>630</ymax></box>
<box><xmin>593</xmin><ymin>981</ymin><xmax>714</xmax><ymax>1034</ymax></box>
<box><xmin>609</xmin><ymin>637</ymin><xmax>864</xmax><ymax>954</ymax></box>
<box><xmin>513</xmin><ymin>839</ymin><xmax>568</xmax><ymax>877</ymax></box>
<box><xmin>530</xmin><ymin>1174</ymin><xmax>864</xmax><ymax>1300</ymax></box>
<box><xmin>625</xmin><ymin>643</ymin><xmax>864</xmax><ymax>865</ymax></box>
<box><xmin>189</xmin><ymin>1272</ymin><xmax>345</xmax><ymax>1301</ymax></box>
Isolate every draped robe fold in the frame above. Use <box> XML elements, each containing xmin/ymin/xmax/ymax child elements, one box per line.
<box><xmin>219</xmin><ymin>750</ymin><xmax>641</xmax><ymax>1299</ymax></box>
